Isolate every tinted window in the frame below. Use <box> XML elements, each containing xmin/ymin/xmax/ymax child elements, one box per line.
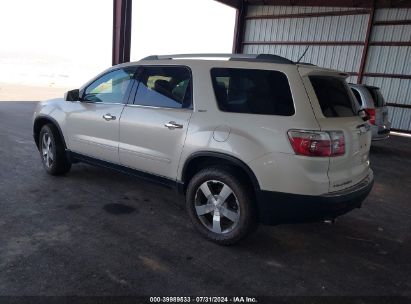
<box><xmin>134</xmin><ymin>66</ymin><xmax>192</xmax><ymax>109</ymax></box>
<box><xmin>367</xmin><ymin>87</ymin><xmax>386</xmax><ymax>108</ymax></box>
<box><xmin>351</xmin><ymin>88</ymin><xmax>363</xmax><ymax>106</ymax></box>
<box><xmin>310</xmin><ymin>76</ymin><xmax>356</xmax><ymax>117</ymax></box>
<box><xmin>210</xmin><ymin>68</ymin><xmax>294</xmax><ymax>116</ymax></box>
<box><xmin>83</xmin><ymin>67</ymin><xmax>136</xmax><ymax>103</ymax></box>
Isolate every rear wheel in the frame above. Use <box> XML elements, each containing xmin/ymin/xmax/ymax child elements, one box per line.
<box><xmin>186</xmin><ymin>167</ymin><xmax>257</xmax><ymax>245</ymax></box>
<box><xmin>39</xmin><ymin>124</ymin><xmax>71</xmax><ymax>175</ymax></box>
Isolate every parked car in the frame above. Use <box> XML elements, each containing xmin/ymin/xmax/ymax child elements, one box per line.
<box><xmin>33</xmin><ymin>54</ymin><xmax>374</xmax><ymax>245</ymax></box>
<box><xmin>350</xmin><ymin>84</ymin><xmax>391</xmax><ymax>140</ymax></box>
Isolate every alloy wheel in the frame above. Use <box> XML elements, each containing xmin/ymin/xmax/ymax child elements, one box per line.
<box><xmin>194</xmin><ymin>180</ymin><xmax>240</xmax><ymax>234</ymax></box>
<box><xmin>41</xmin><ymin>132</ymin><xmax>54</xmax><ymax>168</ymax></box>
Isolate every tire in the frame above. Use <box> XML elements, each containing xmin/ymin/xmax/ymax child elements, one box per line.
<box><xmin>186</xmin><ymin>167</ymin><xmax>257</xmax><ymax>245</ymax></box>
<box><xmin>39</xmin><ymin>124</ymin><xmax>71</xmax><ymax>175</ymax></box>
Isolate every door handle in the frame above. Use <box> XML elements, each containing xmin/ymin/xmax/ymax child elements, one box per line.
<box><xmin>164</xmin><ymin>121</ymin><xmax>183</xmax><ymax>130</ymax></box>
<box><xmin>103</xmin><ymin>113</ymin><xmax>116</xmax><ymax>121</ymax></box>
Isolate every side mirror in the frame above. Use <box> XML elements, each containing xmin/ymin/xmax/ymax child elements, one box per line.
<box><xmin>64</xmin><ymin>89</ymin><xmax>80</xmax><ymax>102</ymax></box>
<box><xmin>358</xmin><ymin>109</ymin><xmax>370</xmax><ymax>122</ymax></box>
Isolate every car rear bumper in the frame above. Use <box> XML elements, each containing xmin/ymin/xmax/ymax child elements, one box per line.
<box><xmin>371</xmin><ymin>124</ymin><xmax>390</xmax><ymax>141</ymax></box>
<box><xmin>255</xmin><ymin>171</ymin><xmax>374</xmax><ymax>225</ymax></box>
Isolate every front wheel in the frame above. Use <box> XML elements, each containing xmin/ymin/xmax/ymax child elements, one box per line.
<box><xmin>186</xmin><ymin>167</ymin><xmax>257</xmax><ymax>245</ymax></box>
<box><xmin>39</xmin><ymin>124</ymin><xmax>71</xmax><ymax>175</ymax></box>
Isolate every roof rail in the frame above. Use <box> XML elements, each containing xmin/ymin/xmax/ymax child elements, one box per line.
<box><xmin>141</xmin><ymin>53</ymin><xmax>294</xmax><ymax>64</ymax></box>
<box><xmin>298</xmin><ymin>62</ymin><xmax>317</xmax><ymax>66</ymax></box>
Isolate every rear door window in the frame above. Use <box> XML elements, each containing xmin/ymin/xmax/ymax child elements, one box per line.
<box><xmin>366</xmin><ymin>87</ymin><xmax>386</xmax><ymax>108</ymax></box>
<box><xmin>134</xmin><ymin>66</ymin><xmax>192</xmax><ymax>109</ymax></box>
<box><xmin>351</xmin><ymin>88</ymin><xmax>363</xmax><ymax>106</ymax></box>
<box><xmin>310</xmin><ymin>76</ymin><xmax>356</xmax><ymax>117</ymax></box>
<box><xmin>210</xmin><ymin>68</ymin><xmax>294</xmax><ymax>116</ymax></box>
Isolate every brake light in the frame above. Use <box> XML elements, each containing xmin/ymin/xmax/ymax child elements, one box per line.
<box><xmin>287</xmin><ymin>130</ymin><xmax>345</xmax><ymax>157</ymax></box>
<box><xmin>366</xmin><ymin>108</ymin><xmax>376</xmax><ymax>125</ymax></box>
<box><xmin>329</xmin><ymin>131</ymin><xmax>345</xmax><ymax>156</ymax></box>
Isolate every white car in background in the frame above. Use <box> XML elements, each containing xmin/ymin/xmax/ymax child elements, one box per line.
<box><xmin>33</xmin><ymin>54</ymin><xmax>374</xmax><ymax>245</ymax></box>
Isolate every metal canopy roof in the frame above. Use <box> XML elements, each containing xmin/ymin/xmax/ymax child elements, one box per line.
<box><xmin>112</xmin><ymin>0</ymin><xmax>411</xmax><ymax>65</ymax></box>
<box><xmin>215</xmin><ymin>0</ymin><xmax>411</xmax><ymax>9</ymax></box>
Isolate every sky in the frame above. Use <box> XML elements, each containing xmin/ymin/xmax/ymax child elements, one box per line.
<box><xmin>0</xmin><ymin>0</ymin><xmax>235</xmax><ymax>87</ymax></box>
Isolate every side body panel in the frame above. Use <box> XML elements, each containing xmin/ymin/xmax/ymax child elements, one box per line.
<box><xmin>169</xmin><ymin>60</ymin><xmax>328</xmax><ymax>196</ymax></box>
<box><xmin>34</xmin><ymin>64</ymin><xmax>139</xmax><ymax>164</ymax></box>
<box><xmin>119</xmin><ymin>104</ymin><xmax>192</xmax><ymax>179</ymax></box>
<box><xmin>33</xmin><ymin>98</ymin><xmax>68</xmax><ymax>136</ymax></box>
<box><xmin>300</xmin><ymin>68</ymin><xmax>372</xmax><ymax>193</ymax></box>
<box><xmin>64</xmin><ymin>102</ymin><xmax>125</xmax><ymax>164</ymax></box>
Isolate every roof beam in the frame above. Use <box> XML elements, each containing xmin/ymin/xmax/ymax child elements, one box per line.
<box><xmin>214</xmin><ymin>0</ymin><xmax>242</xmax><ymax>9</ymax></box>
<box><xmin>232</xmin><ymin>1</ymin><xmax>247</xmax><ymax>53</ymax></box>
<box><xmin>112</xmin><ymin>0</ymin><xmax>132</xmax><ymax>66</ymax></box>
<box><xmin>246</xmin><ymin>9</ymin><xmax>372</xmax><ymax>20</ymax></box>
<box><xmin>357</xmin><ymin>4</ymin><xmax>374</xmax><ymax>84</ymax></box>
<box><xmin>214</xmin><ymin>0</ymin><xmax>411</xmax><ymax>8</ymax></box>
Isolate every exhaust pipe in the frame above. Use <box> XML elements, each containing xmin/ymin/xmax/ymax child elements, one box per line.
<box><xmin>324</xmin><ymin>218</ymin><xmax>336</xmax><ymax>224</ymax></box>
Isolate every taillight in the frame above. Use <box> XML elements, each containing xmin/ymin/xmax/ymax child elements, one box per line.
<box><xmin>287</xmin><ymin>130</ymin><xmax>345</xmax><ymax>157</ymax></box>
<box><xmin>366</xmin><ymin>108</ymin><xmax>376</xmax><ymax>125</ymax></box>
<box><xmin>329</xmin><ymin>131</ymin><xmax>345</xmax><ymax>156</ymax></box>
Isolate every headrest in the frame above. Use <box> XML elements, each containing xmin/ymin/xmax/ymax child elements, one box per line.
<box><xmin>154</xmin><ymin>79</ymin><xmax>172</xmax><ymax>92</ymax></box>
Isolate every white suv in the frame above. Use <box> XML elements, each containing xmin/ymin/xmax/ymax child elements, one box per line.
<box><xmin>33</xmin><ymin>54</ymin><xmax>374</xmax><ymax>245</ymax></box>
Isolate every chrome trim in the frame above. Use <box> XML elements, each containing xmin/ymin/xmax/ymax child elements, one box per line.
<box><xmin>125</xmin><ymin>103</ymin><xmax>193</xmax><ymax>112</ymax></box>
<box><xmin>147</xmin><ymin>53</ymin><xmax>259</xmax><ymax>60</ymax></box>
<box><xmin>164</xmin><ymin>121</ymin><xmax>183</xmax><ymax>129</ymax></box>
<box><xmin>324</xmin><ymin>171</ymin><xmax>374</xmax><ymax>198</ymax></box>
<box><xmin>102</xmin><ymin>113</ymin><xmax>116</xmax><ymax>121</ymax></box>
<box><xmin>78</xmin><ymin>101</ymin><xmax>125</xmax><ymax>106</ymax></box>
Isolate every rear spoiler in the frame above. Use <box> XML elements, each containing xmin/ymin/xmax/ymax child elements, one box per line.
<box><xmin>297</xmin><ymin>65</ymin><xmax>349</xmax><ymax>78</ymax></box>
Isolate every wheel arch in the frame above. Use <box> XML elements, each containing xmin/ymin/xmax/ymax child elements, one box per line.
<box><xmin>33</xmin><ymin>115</ymin><xmax>67</xmax><ymax>150</ymax></box>
<box><xmin>180</xmin><ymin>152</ymin><xmax>261</xmax><ymax>193</ymax></box>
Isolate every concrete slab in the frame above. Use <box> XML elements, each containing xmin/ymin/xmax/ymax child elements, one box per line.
<box><xmin>0</xmin><ymin>102</ymin><xmax>410</xmax><ymax>296</ymax></box>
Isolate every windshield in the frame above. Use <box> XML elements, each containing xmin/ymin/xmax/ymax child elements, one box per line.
<box><xmin>309</xmin><ymin>76</ymin><xmax>356</xmax><ymax>117</ymax></box>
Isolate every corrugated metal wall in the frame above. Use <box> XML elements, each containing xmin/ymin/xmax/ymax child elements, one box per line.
<box><xmin>363</xmin><ymin>8</ymin><xmax>411</xmax><ymax>131</ymax></box>
<box><xmin>242</xmin><ymin>5</ymin><xmax>411</xmax><ymax>132</ymax></box>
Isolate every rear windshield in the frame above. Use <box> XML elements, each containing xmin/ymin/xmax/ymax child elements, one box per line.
<box><xmin>310</xmin><ymin>76</ymin><xmax>356</xmax><ymax>117</ymax></box>
<box><xmin>351</xmin><ymin>88</ymin><xmax>363</xmax><ymax>106</ymax></box>
<box><xmin>367</xmin><ymin>87</ymin><xmax>386</xmax><ymax>107</ymax></box>
<box><xmin>210</xmin><ymin>68</ymin><xmax>295</xmax><ymax>116</ymax></box>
